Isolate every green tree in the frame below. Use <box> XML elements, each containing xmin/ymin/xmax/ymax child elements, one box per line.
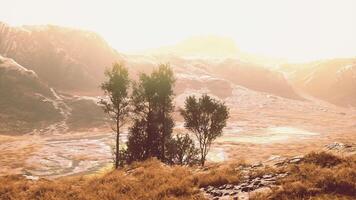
<box><xmin>166</xmin><ymin>133</ymin><xmax>199</xmax><ymax>166</ymax></box>
<box><xmin>126</xmin><ymin>64</ymin><xmax>175</xmax><ymax>163</ymax></box>
<box><xmin>100</xmin><ymin>63</ymin><xmax>130</xmax><ymax>168</ymax></box>
<box><xmin>151</xmin><ymin>65</ymin><xmax>175</xmax><ymax>161</ymax></box>
<box><xmin>180</xmin><ymin>94</ymin><xmax>229</xmax><ymax>166</ymax></box>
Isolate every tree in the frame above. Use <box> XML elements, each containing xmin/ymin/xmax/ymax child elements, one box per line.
<box><xmin>166</xmin><ymin>133</ymin><xmax>199</xmax><ymax>166</ymax></box>
<box><xmin>126</xmin><ymin>64</ymin><xmax>175</xmax><ymax>163</ymax></box>
<box><xmin>100</xmin><ymin>63</ymin><xmax>130</xmax><ymax>169</ymax></box>
<box><xmin>180</xmin><ymin>94</ymin><xmax>229</xmax><ymax>166</ymax></box>
<box><xmin>151</xmin><ymin>65</ymin><xmax>175</xmax><ymax>161</ymax></box>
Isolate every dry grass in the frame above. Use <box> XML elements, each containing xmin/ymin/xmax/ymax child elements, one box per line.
<box><xmin>254</xmin><ymin>152</ymin><xmax>356</xmax><ymax>200</ymax></box>
<box><xmin>193</xmin><ymin>162</ymin><xmax>244</xmax><ymax>187</ymax></box>
<box><xmin>1</xmin><ymin>152</ymin><xmax>355</xmax><ymax>200</ymax></box>
<box><xmin>0</xmin><ymin>159</ymin><xmax>206</xmax><ymax>200</ymax></box>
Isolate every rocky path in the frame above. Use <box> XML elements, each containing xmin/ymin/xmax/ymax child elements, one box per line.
<box><xmin>200</xmin><ymin>142</ymin><xmax>355</xmax><ymax>200</ymax></box>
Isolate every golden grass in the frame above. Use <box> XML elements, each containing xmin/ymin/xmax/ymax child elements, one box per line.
<box><xmin>192</xmin><ymin>162</ymin><xmax>244</xmax><ymax>187</ymax></box>
<box><xmin>253</xmin><ymin>152</ymin><xmax>356</xmax><ymax>200</ymax></box>
<box><xmin>1</xmin><ymin>152</ymin><xmax>355</xmax><ymax>200</ymax></box>
<box><xmin>0</xmin><ymin>159</ymin><xmax>206</xmax><ymax>200</ymax></box>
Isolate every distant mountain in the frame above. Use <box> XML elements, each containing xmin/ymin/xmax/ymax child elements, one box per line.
<box><xmin>207</xmin><ymin>59</ymin><xmax>302</xmax><ymax>100</ymax></box>
<box><xmin>0</xmin><ymin>22</ymin><xmax>120</xmax><ymax>93</ymax></box>
<box><xmin>282</xmin><ymin>58</ymin><xmax>356</xmax><ymax>107</ymax></box>
<box><xmin>123</xmin><ymin>55</ymin><xmax>302</xmax><ymax>100</ymax></box>
<box><xmin>144</xmin><ymin>36</ymin><xmax>240</xmax><ymax>59</ymax></box>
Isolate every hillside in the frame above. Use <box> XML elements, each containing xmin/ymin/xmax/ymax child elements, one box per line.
<box><xmin>0</xmin><ymin>22</ymin><xmax>120</xmax><ymax>92</ymax></box>
<box><xmin>282</xmin><ymin>58</ymin><xmax>356</xmax><ymax>107</ymax></box>
<box><xmin>0</xmin><ymin>55</ymin><xmax>62</xmax><ymax>133</ymax></box>
<box><xmin>0</xmin><ymin>22</ymin><xmax>301</xmax><ymax>100</ymax></box>
<box><xmin>0</xmin><ymin>55</ymin><xmax>107</xmax><ymax>134</ymax></box>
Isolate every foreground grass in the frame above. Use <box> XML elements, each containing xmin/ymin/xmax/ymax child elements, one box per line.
<box><xmin>0</xmin><ymin>159</ymin><xmax>206</xmax><ymax>200</ymax></box>
<box><xmin>254</xmin><ymin>152</ymin><xmax>356</xmax><ymax>200</ymax></box>
<box><xmin>0</xmin><ymin>152</ymin><xmax>355</xmax><ymax>200</ymax></box>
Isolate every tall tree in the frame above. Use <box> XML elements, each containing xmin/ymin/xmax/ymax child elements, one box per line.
<box><xmin>151</xmin><ymin>64</ymin><xmax>175</xmax><ymax>161</ymax></box>
<box><xmin>100</xmin><ymin>63</ymin><xmax>130</xmax><ymax>168</ymax></box>
<box><xmin>180</xmin><ymin>94</ymin><xmax>229</xmax><ymax>166</ymax></box>
<box><xmin>126</xmin><ymin>64</ymin><xmax>175</xmax><ymax>163</ymax></box>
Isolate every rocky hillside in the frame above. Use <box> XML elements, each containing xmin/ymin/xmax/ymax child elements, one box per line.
<box><xmin>123</xmin><ymin>55</ymin><xmax>302</xmax><ymax>101</ymax></box>
<box><xmin>0</xmin><ymin>22</ymin><xmax>120</xmax><ymax>92</ymax></box>
<box><xmin>0</xmin><ymin>54</ymin><xmax>107</xmax><ymax>134</ymax></box>
<box><xmin>0</xmin><ymin>55</ymin><xmax>62</xmax><ymax>133</ymax></box>
<box><xmin>282</xmin><ymin>58</ymin><xmax>356</xmax><ymax>107</ymax></box>
<box><xmin>0</xmin><ymin>22</ymin><xmax>301</xmax><ymax>100</ymax></box>
<box><xmin>208</xmin><ymin>59</ymin><xmax>301</xmax><ymax>100</ymax></box>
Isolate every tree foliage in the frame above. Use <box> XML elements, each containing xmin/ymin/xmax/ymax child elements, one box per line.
<box><xmin>100</xmin><ymin>63</ymin><xmax>130</xmax><ymax>168</ymax></box>
<box><xmin>166</xmin><ymin>133</ymin><xmax>199</xmax><ymax>166</ymax></box>
<box><xmin>180</xmin><ymin>94</ymin><xmax>229</xmax><ymax>166</ymax></box>
<box><xmin>126</xmin><ymin>64</ymin><xmax>175</xmax><ymax>163</ymax></box>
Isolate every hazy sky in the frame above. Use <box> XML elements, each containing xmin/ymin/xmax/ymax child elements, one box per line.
<box><xmin>1</xmin><ymin>0</ymin><xmax>356</xmax><ymax>61</ymax></box>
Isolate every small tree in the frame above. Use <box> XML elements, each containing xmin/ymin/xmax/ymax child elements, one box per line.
<box><xmin>180</xmin><ymin>94</ymin><xmax>229</xmax><ymax>166</ymax></box>
<box><xmin>100</xmin><ymin>63</ymin><xmax>130</xmax><ymax>169</ymax></box>
<box><xmin>166</xmin><ymin>133</ymin><xmax>199</xmax><ymax>166</ymax></box>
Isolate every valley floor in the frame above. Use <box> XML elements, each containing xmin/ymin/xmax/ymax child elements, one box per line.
<box><xmin>0</xmin><ymin>95</ymin><xmax>355</xmax><ymax>179</ymax></box>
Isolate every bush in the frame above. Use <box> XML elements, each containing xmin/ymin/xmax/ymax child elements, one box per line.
<box><xmin>166</xmin><ymin>133</ymin><xmax>199</xmax><ymax>166</ymax></box>
<box><xmin>303</xmin><ymin>151</ymin><xmax>344</xmax><ymax>167</ymax></box>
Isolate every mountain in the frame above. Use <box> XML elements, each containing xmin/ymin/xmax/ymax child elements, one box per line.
<box><xmin>123</xmin><ymin>55</ymin><xmax>302</xmax><ymax>100</ymax></box>
<box><xmin>282</xmin><ymin>58</ymin><xmax>356</xmax><ymax>107</ymax></box>
<box><xmin>207</xmin><ymin>59</ymin><xmax>302</xmax><ymax>100</ymax></box>
<box><xmin>0</xmin><ymin>22</ymin><xmax>300</xmax><ymax>99</ymax></box>
<box><xmin>0</xmin><ymin>54</ymin><xmax>107</xmax><ymax>134</ymax></box>
<box><xmin>144</xmin><ymin>35</ymin><xmax>240</xmax><ymax>59</ymax></box>
<box><xmin>0</xmin><ymin>55</ymin><xmax>62</xmax><ymax>133</ymax></box>
<box><xmin>0</xmin><ymin>22</ymin><xmax>120</xmax><ymax>93</ymax></box>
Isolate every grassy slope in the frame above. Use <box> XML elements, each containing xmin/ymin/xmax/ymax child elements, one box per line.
<box><xmin>254</xmin><ymin>152</ymin><xmax>356</xmax><ymax>200</ymax></box>
<box><xmin>0</xmin><ymin>152</ymin><xmax>355</xmax><ymax>200</ymax></box>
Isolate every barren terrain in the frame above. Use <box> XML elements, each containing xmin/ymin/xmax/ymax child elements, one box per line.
<box><xmin>1</xmin><ymin>89</ymin><xmax>355</xmax><ymax>179</ymax></box>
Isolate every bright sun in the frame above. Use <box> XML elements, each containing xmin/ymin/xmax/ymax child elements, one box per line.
<box><xmin>1</xmin><ymin>0</ymin><xmax>356</xmax><ymax>62</ymax></box>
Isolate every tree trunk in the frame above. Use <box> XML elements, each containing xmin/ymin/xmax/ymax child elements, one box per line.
<box><xmin>116</xmin><ymin>117</ymin><xmax>120</xmax><ymax>169</ymax></box>
<box><xmin>201</xmin><ymin>156</ymin><xmax>205</xmax><ymax>167</ymax></box>
<box><xmin>161</xmin><ymin>108</ymin><xmax>165</xmax><ymax>162</ymax></box>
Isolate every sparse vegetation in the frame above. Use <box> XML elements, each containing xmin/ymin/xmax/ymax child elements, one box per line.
<box><xmin>166</xmin><ymin>133</ymin><xmax>199</xmax><ymax>166</ymax></box>
<box><xmin>100</xmin><ymin>63</ymin><xmax>131</xmax><ymax>168</ymax></box>
<box><xmin>180</xmin><ymin>94</ymin><xmax>229</xmax><ymax>166</ymax></box>
<box><xmin>254</xmin><ymin>152</ymin><xmax>356</xmax><ymax>200</ymax></box>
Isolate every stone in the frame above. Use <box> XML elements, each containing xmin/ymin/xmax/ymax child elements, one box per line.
<box><xmin>241</xmin><ymin>185</ymin><xmax>254</xmax><ymax>192</ymax></box>
<box><xmin>218</xmin><ymin>185</ymin><xmax>226</xmax><ymax>190</ymax></box>
<box><xmin>223</xmin><ymin>191</ymin><xmax>230</xmax><ymax>196</ymax></box>
<box><xmin>225</xmin><ymin>184</ymin><xmax>234</xmax><ymax>189</ymax></box>
<box><xmin>263</xmin><ymin>177</ymin><xmax>276</xmax><ymax>182</ymax></box>
<box><xmin>206</xmin><ymin>186</ymin><xmax>214</xmax><ymax>192</ymax></box>
<box><xmin>229</xmin><ymin>191</ymin><xmax>238</xmax><ymax>196</ymax></box>
<box><xmin>212</xmin><ymin>190</ymin><xmax>223</xmax><ymax>197</ymax></box>
<box><xmin>263</xmin><ymin>174</ymin><xmax>273</xmax><ymax>179</ymax></box>
<box><xmin>234</xmin><ymin>185</ymin><xmax>241</xmax><ymax>190</ymax></box>
<box><xmin>253</xmin><ymin>180</ymin><xmax>261</xmax><ymax>186</ymax></box>
<box><xmin>252</xmin><ymin>162</ymin><xmax>263</xmax><ymax>168</ymax></box>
